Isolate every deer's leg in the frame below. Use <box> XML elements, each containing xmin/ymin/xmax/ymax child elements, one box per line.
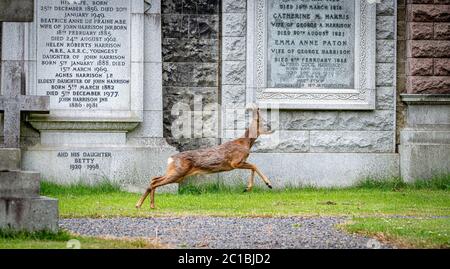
<box><xmin>149</xmin><ymin>174</ymin><xmax>184</xmax><ymax>209</ymax></box>
<box><xmin>244</xmin><ymin>170</ymin><xmax>255</xmax><ymax>192</ymax></box>
<box><xmin>237</xmin><ymin>162</ymin><xmax>273</xmax><ymax>189</ymax></box>
<box><xmin>135</xmin><ymin>176</ymin><xmax>163</xmax><ymax>208</ymax></box>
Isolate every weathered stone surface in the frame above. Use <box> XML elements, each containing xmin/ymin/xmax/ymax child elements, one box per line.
<box><xmin>376</xmin><ymin>87</ymin><xmax>395</xmax><ymax>110</ymax></box>
<box><xmin>161</xmin><ymin>0</ymin><xmax>183</xmax><ymax>14</ymax></box>
<box><xmin>0</xmin><ymin>0</ymin><xmax>34</xmax><ymax>22</ymax></box>
<box><xmin>128</xmin><ymin>111</ymin><xmax>164</xmax><ymax>138</ymax></box>
<box><xmin>407</xmin><ymin>22</ymin><xmax>434</xmax><ymax>39</ymax></box>
<box><xmin>434</xmin><ymin>23</ymin><xmax>450</xmax><ymax>39</ymax></box>
<box><xmin>201</xmin><ymin>110</ymin><xmax>220</xmax><ymax>138</ymax></box>
<box><xmin>376</xmin><ymin>16</ymin><xmax>395</xmax><ymax>39</ymax></box>
<box><xmin>189</xmin><ymin>15</ymin><xmax>219</xmax><ymax>38</ymax></box>
<box><xmin>408</xmin><ymin>4</ymin><xmax>450</xmax><ymax>22</ymax></box>
<box><xmin>253</xmin><ymin>131</ymin><xmax>309</xmax><ymax>153</ymax></box>
<box><xmin>144</xmin><ymin>15</ymin><xmax>163</xmax><ymax>63</ymax></box>
<box><xmin>377</xmin><ymin>0</ymin><xmax>395</xmax><ymax>16</ymax></box>
<box><xmin>222</xmin><ymin>85</ymin><xmax>246</xmax><ymax>108</ymax></box>
<box><xmin>407</xmin><ymin>40</ymin><xmax>450</xmax><ymax>58</ymax></box>
<box><xmin>144</xmin><ymin>62</ymin><xmax>163</xmax><ymax>111</ymax></box>
<box><xmin>407</xmin><ymin>76</ymin><xmax>450</xmax><ymax>93</ymax></box>
<box><xmin>400</xmin><ymin>95</ymin><xmax>450</xmax><ymax>181</ymax></box>
<box><xmin>223</xmin><ymin>13</ymin><xmax>246</xmax><ymax>36</ymax></box>
<box><xmin>161</xmin><ymin>15</ymin><xmax>189</xmax><ymax>38</ymax></box>
<box><xmin>162</xmin><ymin>0</ymin><xmax>219</xmax><ymax>15</ymax></box>
<box><xmin>162</xmin><ymin>38</ymin><xmax>218</xmax><ymax>62</ymax></box>
<box><xmin>163</xmin><ymin>87</ymin><xmax>219</xmax><ymax>150</ymax></box>
<box><xmin>407</xmin><ymin>58</ymin><xmax>433</xmax><ymax>76</ymax></box>
<box><xmin>223</xmin><ymin>0</ymin><xmax>246</xmax><ymax>13</ymax></box>
<box><xmin>0</xmin><ymin>148</ymin><xmax>20</xmax><ymax>171</ymax></box>
<box><xmin>0</xmin><ymin>61</ymin><xmax>50</xmax><ymax>148</ymax></box>
<box><xmin>401</xmin><ymin>143</ymin><xmax>450</xmax><ymax>182</ymax></box>
<box><xmin>163</xmin><ymin>63</ymin><xmax>193</xmax><ymax>86</ymax></box>
<box><xmin>163</xmin><ymin>87</ymin><xmax>218</xmax><ymax>111</ymax></box>
<box><xmin>376</xmin><ymin>63</ymin><xmax>395</xmax><ymax>86</ymax></box>
<box><xmin>434</xmin><ymin>58</ymin><xmax>450</xmax><ymax>75</ymax></box>
<box><xmin>222</xmin><ymin>61</ymin><xmax>246</xmax><ymax>85</ymax></box>
<box><xmin>164</xmin><ymin>136</ymin><xmax>219</xmax><ymax>151</ymax></box>
<box><xmin>223</xmin><ymin>108</ymin><xmax>247</xmax><ymax>130</ymax></box>
<box><xmin>193</xmin><ymin>63</ymin><xmax>219</xmax><ymax>86</ymax></box>
<box><xmin>219</xmin><ymin>153</ymin><xmax>400</xmax><ymax>187</ymax></box>
<box><xmin>223</xmin><ymin>37</ymin><xmax>246</xmax><ymax>61</ymax></box>
<box><xmin>338</xmin><ymin>110</ymin><xmax>395</xmax><ymax>131</ymax></box>
<box><xmin>0</xmin><ymin>171</ymin><xmax>40</xmax><ymax>198</ymax></box>
<box><xmin>183</xmin><ymin>0</ymin><xmax>219</xmax><ymax>14</ymax></box>
<box><xmin>433</xmin><ymin>41</ymin><xmax>450</xmax><ymax>57</ymax></box>
<box><xmin>310</xmin><ymin>131</ymin><xmax>394</xmax><ymax>153</ymax></box>
<box><xmin>163</xmin><ymin>63</ymin><xmax>218</xmax><ymax>87</ymax></box>
<box><xmin>280</xmin><ymin>111</ymin><xmax>339</xmax><ymax>130</ymax></box>
<box><xmin>376</xmin><ymin>40</ymin><xmax>395</xmax><ymax>63</ymax></box>
<box><xmin>0</xmin><ymin>197</ymin><xmax>59</xmax><ymax>232</ymax></box>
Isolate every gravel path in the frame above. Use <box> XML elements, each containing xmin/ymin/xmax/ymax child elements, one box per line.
<box><xmin>60</xmin><ymin>217</ymin><xmax>391</xmax><ymax>249</ymax></box>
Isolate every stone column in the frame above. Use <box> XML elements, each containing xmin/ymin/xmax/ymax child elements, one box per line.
<box><xmin>400</xmin><ymin>0</ymin><xmax>450</xmax><ymax>181</ymax></box>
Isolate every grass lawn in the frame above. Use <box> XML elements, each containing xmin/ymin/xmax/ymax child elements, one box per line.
<box><xmin>42</xmin><ymin>178</ymin><xmax>449</xmax><ymax>218</ymax></box>
<box><xmin>1</xmin><ymin>176</ymin><xmax>448</xmax><ymax>249</ymax></box>
<box><xmin>343</xmin><ymin>217</ymin><xmax>449</xmax><ymax>248</ymax></box>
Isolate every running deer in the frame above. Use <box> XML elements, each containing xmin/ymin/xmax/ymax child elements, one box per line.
<box><xmin>135</xmin><ymin>105</ymin><xmax>274</xmax><ymax>209</ymax></box>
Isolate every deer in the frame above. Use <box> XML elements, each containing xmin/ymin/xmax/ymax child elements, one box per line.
<box><xmin>135</xmin><ymin>104</ymin><xmax>274</xmax><ymax>209</ymax></box>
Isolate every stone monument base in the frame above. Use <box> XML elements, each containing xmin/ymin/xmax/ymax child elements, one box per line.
<box><xmin>400</xmin><ymin>95</ymin><xmax>450</xmax><ymax>182</ymax></box>
<box><xmin>22</xmin><ymin>138</ymin><xmax>179</xmax><ymax>193</ymax></box>
<box><xmin>0</xmin><ymin>149</ymin><xmax>58</xmax><ymax>232</ymax></box>
<box><xmin>185</xmin><ymin>153</ymin><xmax>400</xmax><ymax>188</ymax></box>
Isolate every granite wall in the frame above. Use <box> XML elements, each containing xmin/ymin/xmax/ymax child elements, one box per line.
<box><xmin>161</xmin><ymin>0</ymin><xmax>221</xmax><ymax>151</ymax></box>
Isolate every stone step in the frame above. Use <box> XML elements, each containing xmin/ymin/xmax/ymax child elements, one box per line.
<box><xmin>0</xmin><ymin>148</ymin><xmax>21</xmax><ymax>171</ymax></box>
<box><xmin>0</xmin><ymin>196</ymin><xmax>58</xmax><ymax>232</ymax></box>
<box><xmin>0</xmin><ymin>171</ymin><xmax>40</xmax><ymax>198</ymax></box>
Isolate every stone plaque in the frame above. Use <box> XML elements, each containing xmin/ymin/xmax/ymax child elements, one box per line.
<box><xmin>247</xmin><ymin>0</ymin><xmax>376</xmax><ymax>110</ymax></box>
<box><xmin>36</xmin><ymin>0</ymin><xmax>131</xmax><ymax>111</ymax></box>
<box><xmin>267</xmin><ymin>0</ymin><xmax>355</xmax><ymax>89</ymax></box>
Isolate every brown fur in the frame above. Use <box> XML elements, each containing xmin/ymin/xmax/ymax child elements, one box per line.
<box><xmin>135</xmin><ymin>105</ymin><xmax>273</xmax><ymax>209</ymax></box>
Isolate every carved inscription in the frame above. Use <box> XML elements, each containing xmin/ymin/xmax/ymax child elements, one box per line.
<box><xmin>36</xmin><ymin>0</ymin><xmax>130</xmax><ymax>110</ymax></box>
<box><xmin>57</xmin><ymin>151</ymin><xmax>112</xmax><ymax>171</ymax></box>
<box><xmin>267</xmin><ymin>0</ymin><xmax>355</xmax><ymax>89</ymax></box>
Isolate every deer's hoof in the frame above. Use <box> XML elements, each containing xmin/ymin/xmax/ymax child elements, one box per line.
<box><xmin>243</xmin><ymin>189</ymin><xmax>248</xmax><ymax>193</ymax></box>
<box><xmin>266</xmin><ymin>184</ymin><xmax>273</xmax><ymax>189</ymax></box>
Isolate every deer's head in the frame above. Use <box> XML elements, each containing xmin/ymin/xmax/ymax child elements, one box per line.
<box><xmin>245</xmin><ymin>104</ymin><xmax>274</xmax><ymax>139</ymax></box>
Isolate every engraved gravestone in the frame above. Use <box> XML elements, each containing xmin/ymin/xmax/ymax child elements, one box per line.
<box><xmin>23</xmin><ymin>0</ymin><xmax>144</xmax><ymax>182</ymax></box>
<box><xmin>35</xmin><ymin>0</ymin><xmax>131</xmax><ymax>112</ymax></box>
<box><xmin>247</xmin><ymin>0</ymin><xmax>376</xmax><ymax>109</ymax></box>
<box><xmin>267</xmin><ymin>0</ymin><xmax>355</xmax><ymax>89</ymax></box>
